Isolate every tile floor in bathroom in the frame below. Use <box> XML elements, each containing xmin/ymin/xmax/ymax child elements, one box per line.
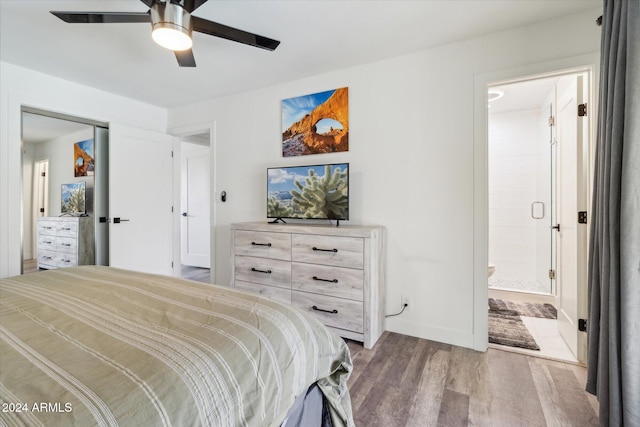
<box><xmin>518</xmin><ymin>317</ymin><xmax>578</xmax><ymax>362</ymax></box>
<box><xmin>488</xmin><ymin>309</ymin><xmax>579</xmax><ymax>363</ymax></box>
<box><xmin>488</xmin><ymin>286</ymin><xmax>579</xmax><ymax>364</ymax></box>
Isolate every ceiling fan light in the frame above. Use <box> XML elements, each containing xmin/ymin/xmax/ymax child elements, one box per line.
<box><xmin>150</xmin><ymin>3</ymin><xmax>193</xmax><ymax>51</ymax></box>
<box><xmin>152</xmin><ymin>26</ymin><xmax>192</xmax><ymax>51</ymax></box>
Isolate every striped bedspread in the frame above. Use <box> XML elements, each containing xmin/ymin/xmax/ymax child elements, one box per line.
<box><xmin>0</xmin><ymin>266</ymin><xmax>354</xmax><ymax>427</ymax></box>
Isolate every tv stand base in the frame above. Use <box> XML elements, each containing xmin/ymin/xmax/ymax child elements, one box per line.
<box><xmin>269</xmin><ymin>218</ymin><xmax>287</xmax><ymax>224</ymax></box>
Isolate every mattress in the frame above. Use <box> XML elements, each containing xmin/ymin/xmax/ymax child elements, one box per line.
<box><xmin>0</xmin><ymin>266</ymin><xmax>354</xmax><ymax>426</ymax></box>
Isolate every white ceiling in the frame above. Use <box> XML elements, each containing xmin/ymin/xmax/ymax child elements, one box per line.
<box><xmin>22</xmin><ymin>113</ymin><xmax>93</xmax><ymax>144</ymax></box>
<box><xmin>489</xmin><ymin>77</ymin><xmax>560</xmax><ymax>114</ymax></box>
<box><xmin>1</xmin><ymin>1</ymin><xmax>601</xmax><ymax>110</ymax></box>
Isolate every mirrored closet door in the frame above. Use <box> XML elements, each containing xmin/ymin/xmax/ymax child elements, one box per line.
<box><xmin>21</xmin><ymin>109</ymin><xmax>109</xmax><ymax>273</ymax></box>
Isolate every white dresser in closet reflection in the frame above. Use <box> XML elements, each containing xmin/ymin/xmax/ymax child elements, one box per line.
<box><xmin>37</xmin><ymin>217</ymin><xmax>95</xmax><ymax>269</ymax></box>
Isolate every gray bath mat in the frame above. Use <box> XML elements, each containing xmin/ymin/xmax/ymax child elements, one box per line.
<box><xmin>488</xmin><ymin>308</ymin><xmax>540</xmax><ymax>351</ymax></box>
<box><xmin>489</xmin><ymin>298</ymin><xmax>557</xmax><ymax>319</ymax></box>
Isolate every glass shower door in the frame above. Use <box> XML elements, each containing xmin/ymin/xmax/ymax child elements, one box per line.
<box><xmin>531</xmin><ymin>102</ymin><xmax>555</xmax><ymax>295</ymax></box>
<box><xmin>542</xmin><ymin>103</ymin><xmax>556</xmax><ymax>295</ymax></box>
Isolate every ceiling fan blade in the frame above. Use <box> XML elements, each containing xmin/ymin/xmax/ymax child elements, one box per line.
<box><xmin>51</xmin><ymin>11</ymin><xmax>150</xmax><ymax>24</ymax></box>
<box><xmin>139</xmin><ymin>0</ymin><xmax>155</xmax><ymax>8</ymax></box>
<box><xmin>191</xmin><ymin>16</ymin><xmax>280</xmax><ymax>51</ymax></box>
<box><xmin>182</xmin><ymin>0</ymin><xmax>209</xmax><ymax>13</ymax></box>
<box><xmin>175</xmin><ymin>49</ymin><xmax>197</xmax><ymax>67</ymax></box>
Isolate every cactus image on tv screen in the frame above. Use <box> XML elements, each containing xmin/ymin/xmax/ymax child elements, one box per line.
<box><xmin>61</xmin><ymin>182</ymin><xmax>86</xmax><ymax>214</ymax></box>
<box><xmin>267</xmin><ymin>163</ymin><xmax>348</xmax><ymax>220</ymax></box>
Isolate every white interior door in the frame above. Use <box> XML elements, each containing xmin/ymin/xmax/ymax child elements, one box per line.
<box><xmin>556</xmin><ymin>75</ymin><xmax>589</xmax><ymax>361</ymax></box>
<box><xmin>180</xmin><ymin>142</ymin><xmax>210</xmax><ymax>268</ymax></box>
<box><xmin>109</xmin><ymin>124</ymin><xmax>174</xmax><ymax>275</ymax></box>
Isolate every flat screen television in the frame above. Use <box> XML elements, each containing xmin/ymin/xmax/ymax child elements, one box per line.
<box><xmin>267</xmin><ymin>163</ymin><xmax>349</xmax><ymax>223</ymax></box>
<box><xmin>61</xmin><ymin>182</ymin><xmax>86</xmax><ymax>214</ymax></box>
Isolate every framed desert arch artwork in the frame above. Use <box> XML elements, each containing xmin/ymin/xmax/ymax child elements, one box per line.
<box><xmin>74</xmin><ymin>139</ymin><xmax>94</xmax><ymax>177</ymax></box>
<box><xmin>281</xmin><ymin>87</ymin><xmax>349</xmax><ymax>157</ymax></box>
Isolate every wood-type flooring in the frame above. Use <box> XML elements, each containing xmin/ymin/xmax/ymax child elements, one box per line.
<box><xmin>347</xmin><ymin>331</ymin><xmax>599</xmax><ymax>426</ymax></box>
<box><xmin>180</xmin><ymin>264</ymin><xmax>211</xmax><ymax>283</ymax></box>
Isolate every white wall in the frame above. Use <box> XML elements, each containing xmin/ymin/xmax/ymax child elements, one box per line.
<box><xmin>168</xmin><ymin>8</ymin><xmax>601</xmax><ymax>350</ymax></box>
<box><xmin>0</xmin><ymin>61</ymin><xmax>167</xmax><ymax>278</ymax></box>
<box><xmin>33</xmin><ymin>128</ymin><xmax>95</xmax><ymax>217</ymax></box>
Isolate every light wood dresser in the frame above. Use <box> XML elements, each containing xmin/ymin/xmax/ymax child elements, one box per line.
<box><xmin>37</xmin><ymin>217</ymin><xmax>95</xmax><ymax>269</ymax></box>
<box><xmin>231</xmin><ymin>221</ymin><xmax>385</xmax><ymax>349</ymax></box>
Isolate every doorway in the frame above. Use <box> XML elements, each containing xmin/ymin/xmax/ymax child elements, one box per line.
<box><xmin>176</xmin><ymin>132</ymin><xmax>211</xmax><ymax>284</ymax></box>
<box><xmin>487</xmin><ymin>69</ymin><xmax>591</xmax><ymax>362</ymax></box>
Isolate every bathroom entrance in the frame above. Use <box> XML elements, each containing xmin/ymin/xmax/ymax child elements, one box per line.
<box><xmin>487</xmin><ymin>68</ymin><xmax>591</xmax><ymax>362</ymax></box>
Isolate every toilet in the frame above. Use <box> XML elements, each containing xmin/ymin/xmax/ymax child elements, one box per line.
<box><xmin>488</xmin><ymin>263</ymin><xmax>495</xmax><ymax>278</ymax></box>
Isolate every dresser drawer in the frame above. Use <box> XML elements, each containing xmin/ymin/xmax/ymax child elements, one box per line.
<box><xmin>234</xmin><ymin>230</ymin><xmax>291</xmax><ymax>261</ymax></box>
<box><xmin>292</xmin><ymin>234</ymin><xmax>363</xmax><ymax>268</ymax></box>
<box><xmin>37</xmin><ymin>235</ymin><xmax>57</xmax><ymax>250</ymax></box>
<box><xmin>38</xmin><ymin>221</ymin><xmax>57</xmax><ymax>236</ymax></box>
<box><xmin>292</xmin><ymin>291</ymin><xmax>364</xmax><ymax>333</ymax></box>
<box><xmin>56</xmin><ymin>222</ymin><xmax>78</xmax><ymax>238</ymax></box>
<box><xmin>235</xmin><ymin>256</ymin><xmax>291</xmax><ymax>289</ymax></box>
<box><xmin>235</xmin><ymin>280</ymin><xmax>292</xmax><ymax>304</ymax></box>
<box><xmin>55</xmin><ymin>252</ymin><xmax>78</xmax><ymax>268</ymax></box>
<box><xmin>38</xmin><ymin>247</ymin><xmax>78</xmax><ymax>269</ymax></box>
<box><xmin>56</xmin><ymin>237</ymin><xmax>78</xmax><ymax>253</ymax></box>
<box><xmin>38</xmin><ymin>250</ymin><xmax>58</xmax><ymax>268</ymax></box>
<box><xmin>292</xmin><ymin>263</ymin><xmax>364</xmax><ymax>301</ymax></box>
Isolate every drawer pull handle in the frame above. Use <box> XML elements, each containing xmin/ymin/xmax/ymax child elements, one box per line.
<box><xmin>312</xmin><ymin>305</ymin><xmax>338</xmax><ymax>314</ymax></box>
<box><xmin>312</xmin><ymin>247</ymin><xmax>338</xmax><ymax>253</ymax></box>
<box><xmin>44</xmin><ymin>241</ymin><xmax>52</xmax><ymax>244</ymax></box>
<box><xmin>251</xmin><ymin>268</ymin><xmax>272</xmax><ymax>274</ymax></box>
<box><xmin>251</xmin><ymin>242</ymin><xmax>272</xmax><ymax>247</ymax></box>
<box><xmin>62</xmin><ymin>243</ymin><xmax>71</xmax><ymax>247</ymax></box>
<box><xmin>312</xmin><ymin>276</ymin><xmax>338</xmax><ymax>283</ymax></box>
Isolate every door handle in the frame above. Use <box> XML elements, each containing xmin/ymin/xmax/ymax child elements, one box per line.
<box><xmin>182</xmin><ymin>212</ymin><xmax>188</xmax><ymax>217</ymax></box>
<box><xmin>113</xmin><ymin>217</ymin><xmax>130</xmax><ymax>224</ymax></box>
<box><xmin>531</xmin><ymin>202</ymin><xmax>544</xmax><ymax>219</ymax></box>
<box><xmin>550</xmin><ymin>224</ymin><xmax>560</xmax><ymax>231</ymax></box>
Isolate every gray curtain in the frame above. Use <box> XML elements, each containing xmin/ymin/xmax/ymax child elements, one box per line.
<box><xmin>586</xmin><ymin>0</ymin><xmax>640</xmax><ymax>426</ymax></box>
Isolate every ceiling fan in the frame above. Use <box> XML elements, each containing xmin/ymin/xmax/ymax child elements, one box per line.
<box><xmin>50</xmin><ymin>0</ymin><xmax>280</xmax><ymax>68</ymax></box>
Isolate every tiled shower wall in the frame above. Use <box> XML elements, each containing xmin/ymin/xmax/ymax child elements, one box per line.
<box><xmin>489</xmin><ymin>109</ymin><xmax>547</xmax><ymax>287</ymax></box>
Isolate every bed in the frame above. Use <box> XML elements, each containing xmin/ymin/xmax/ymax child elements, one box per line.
<box><xmin>0</xmin><ymin>266</ymin><xmax>354</xmax><ymax>426</ymax></box>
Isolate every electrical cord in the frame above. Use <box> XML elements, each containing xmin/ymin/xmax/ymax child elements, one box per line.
<box><xmin>385</xmin><ymin>303</ymin><xmax>408</xmax><ymax>318</ymax></box>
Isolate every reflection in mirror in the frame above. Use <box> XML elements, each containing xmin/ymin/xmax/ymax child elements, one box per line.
<box><xmin>22</xmin><ymin>111</ymin><xmax>95</xmax><ymax>273</ymax></box>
